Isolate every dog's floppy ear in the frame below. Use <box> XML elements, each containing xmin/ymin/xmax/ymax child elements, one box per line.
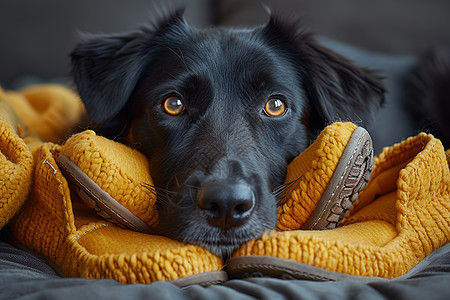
<box><xmin>263</xmin><ymin>16</ymin><xmax>386</xmax><ymax>137</ymax></box>
<box><xmin>71</xmin><ymin>9</ymin><xmax>186</xmax><ymax>125</ymax></box>
<box><xmin>300</xmin><ymin>39</ymin><xmax>386</xmax><ymax>135</ymax></box>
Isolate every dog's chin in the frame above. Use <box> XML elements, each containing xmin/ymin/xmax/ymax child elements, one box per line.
<box><xmin>196</xmin><ymin>241</ymin><xmax>243</xmax><ymax>261</ymax></box>
<box><xmin>158</xmin><ymin>215</ymin><xmax>274</xmax><ymax>261</ymax></box>
<box><xmin>175</xmin><ymin>221</ymin><xmax>274</xmax><ymax>261</ymax></box>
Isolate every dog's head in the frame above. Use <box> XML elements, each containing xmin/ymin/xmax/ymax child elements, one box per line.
<box><xmin>71</xmin><ymin>10</ymin><xmax>385</xmax><ymax>258</ymax></box>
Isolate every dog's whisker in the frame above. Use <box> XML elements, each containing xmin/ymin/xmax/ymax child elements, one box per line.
<box><xmin>156</xmin><ymin>186</ymin><xmax>197</xmax><ymax>210</ymax></box>
<box><xmin>141</xmin><ymin>175</ymin><xmax>201</xmax><ymax>210</ymax></box>
<box><xmin>272</xmin><ymin>176</ymin><xmax>301</xmax><ymax>202</ymax></box>
<box><xmin>183</xmin><ymin>183</ymin><xmax>202</xmax><ymax>191</ymax></box>
<box><xmin>140</xmin><ymin>182</ymin><xmax>160</xmax><ymax>200</ymax></box>
<box><xmin>141</xmin><ymin>182</ymin><xmax>173</xmax><ymax>205</ymax></box>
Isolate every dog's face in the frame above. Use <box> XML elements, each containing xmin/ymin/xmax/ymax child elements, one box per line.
<box><xmin>71</xmin><ymin>11</ymin><xmax>385</xmax><ymax>258</ymax></box>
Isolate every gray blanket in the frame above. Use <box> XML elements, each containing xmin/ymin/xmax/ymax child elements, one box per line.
<box><xmin>1</xmin><ymin>240</ymin><xmax>450</xmax><ymax>300</ymax></box>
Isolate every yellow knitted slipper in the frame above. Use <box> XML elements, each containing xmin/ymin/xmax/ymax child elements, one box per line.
<box><xmin>9</xmin><ymin>130</ymin><xmax>226</xmax><ymax>286</ymax></box>
<box><xmin>57</xmin><ymin>130</ymin><xmax>158</xmax><ymax>233</ymax></box>
<box><xmin>2</xmin><ymin>84</ymin><xmax>84</xmax><ymax>143</ymax></box>
<box><xmin>278</xmin><ymin>122</ymin><xmax>373</xmax><ymax>230</ymax></box>
<box><xmin>0</xmin><ymin>88</ymin><xmax>34</xmax><ymax>228</ymax></box>
<box><xmin>228</xmin><ymin>132</ymin><xmax>450</xmax><ymax>280</ymax></box>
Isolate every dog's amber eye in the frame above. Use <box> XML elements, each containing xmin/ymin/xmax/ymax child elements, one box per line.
<box><xmin>264</xmin><ymin>98</ymin><xmax>286</xmax><ymax>117</ymax></box>
<box><xmin>162</xmin><ymin>96</ymin><xmax>185</xmax><ymax>115</ymax></box>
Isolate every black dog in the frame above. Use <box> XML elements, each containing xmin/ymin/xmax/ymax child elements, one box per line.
<box><xmin>71</xmin><ymin>10</ymin><xmax>385</xmax><ymax>259</ymax></box>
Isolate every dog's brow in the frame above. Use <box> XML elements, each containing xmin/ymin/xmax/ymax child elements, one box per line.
<box><xmin>163</xmin><ymin>45</ymin><xmax>188</xmax><ymax>70</ymax></box>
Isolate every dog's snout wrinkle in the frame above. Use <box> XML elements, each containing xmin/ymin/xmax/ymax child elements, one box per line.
<box><xmin>198</xmin><ymin>181</ymin><xmax>255</xmax><ymax>231</ymax></box>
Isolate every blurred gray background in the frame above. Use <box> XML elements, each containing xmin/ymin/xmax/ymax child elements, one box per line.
<box><xmin>1</xmin><ymin>0</ymin><xmax>449</xmax><ymax>87</ymax></box>
<box><xmin>1</xmin><ymin>0</ymin><xmax>449</xmax><ymax>151</ymax></box>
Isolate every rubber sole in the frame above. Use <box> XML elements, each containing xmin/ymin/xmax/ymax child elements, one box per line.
<box><xmin>301</xmin><ymin>126</ymin><xmax>374</xmax><ymax>230</ymax></box>
<box><xmin>56</xmin><ymin>155</ymin><xmax>156</xmax><ymax>234</ymax></box>
<box><xmin>170</xmin><ymin>270</ymin><xmax>228</xmax><ymax>287</ymax></box>
<box><xmin>227</xmin><ymin>243</ymin><xmax>450</xmax><ymax>282</ymax></box>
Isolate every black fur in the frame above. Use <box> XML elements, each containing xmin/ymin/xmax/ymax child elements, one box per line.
<box><xmin>406</xmin><ymin>49</ymin><xmax>450</xmax><ymax>148</ymax></box>
<box><xmin>71</xmin><ymin>10</ymin><xmax>385</xmax><ymax>259</ymax></box>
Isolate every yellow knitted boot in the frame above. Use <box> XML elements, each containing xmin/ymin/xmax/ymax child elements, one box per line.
<box><xmin>57</xmin><ymin>130</ymin><xmax>158</xmax><ymax>233</ymax></box>
<box><xmin>0</xmin><ymin>87</ymin><xmax>34</xmax><ymax>228</ymax></box>
<box><xmin>278</xmin><ymin>122</ymin><xmax>373</xmax><ymax>230</ymax></box>
<box><xmin>2</xmin><ymin>84</ymin><xmax>84</xmax><ymax>143</ymax></box>
<box><xmin>10</xmin><ymin>130</ymin><xmax>226</xmax><ymax>286</ymax></box>
<box><xmin>228</xmin><ymin>132</ymin><xmax>450</xmax><ymax>280</ymax></box>
<box><xmin>1</xmin><ymin>83</ymin><xmax>85</xmax><ymax>228</ymax></box>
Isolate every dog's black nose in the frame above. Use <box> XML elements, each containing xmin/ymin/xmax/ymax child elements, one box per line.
<box><xmin>198</xmin><ymin>182</ymin><xmax>255</xmax><ymax>230</ymax></box>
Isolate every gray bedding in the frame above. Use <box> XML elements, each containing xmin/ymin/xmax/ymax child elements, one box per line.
<box><xmin>1</xmin><ymin>240</ymin><xmax>450</xmax><ymax>300</ymax></box>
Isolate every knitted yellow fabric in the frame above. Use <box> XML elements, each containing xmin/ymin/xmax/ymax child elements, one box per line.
<box><xmin>2</xmin><ymin>84</ymin><xmax>84</xmax><ymax>143</ymax></box>
<box><xmin>277</xmin><ymin>122</ymin><xmax>356</xmax><ymax>230</ymax></box>
<box><xmin>60</xmin><ymin>130</ymin><xmax>158</xmax><ymax>227</ymax></box>
<box><xmin>0</xmin><ymin>87</ymin><xmax>22</xmax><ymax>130</ymax></box>
<box><xmin>0</xmin><ymin>88</ymin><xmax>34</xmax><ymax>228</ymax></box>
<box><xmin>233</xmin><ymin>133</ymin><xmax>450</xmax><ymax>278</ymax></box>
<box><xmin>9</xmin><ymin>141</ymin><xmax>223</xmax><ymax>283</ymax></box>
